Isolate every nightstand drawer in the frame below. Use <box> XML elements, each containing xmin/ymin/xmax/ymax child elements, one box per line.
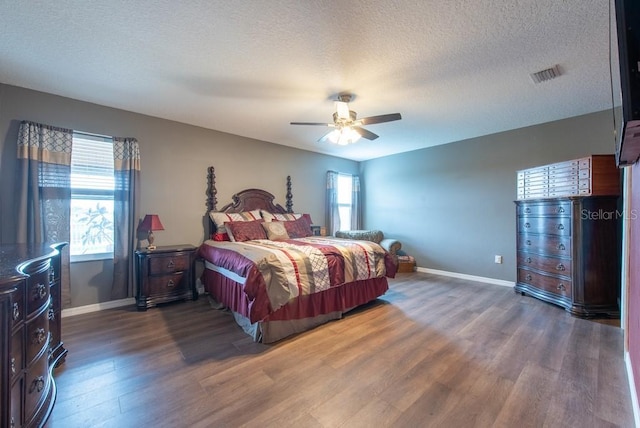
<box><xmin>148</xmin><ymin>254</ymin><xmax>190</xmax><ymax>274</ymax></box>
<box><xmin>148</xmin><ymin>272</ymin><xmax>187</xmax><ymax>295</ymax></box>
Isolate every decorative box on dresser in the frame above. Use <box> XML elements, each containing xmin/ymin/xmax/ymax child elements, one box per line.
<box><xmin>0</xmin><ymin>243</ymin><xmax>67</xmax><ymax>428</ymax></box>
<box><xmin>135</xmin><ymin>245</ymin><xmax>197</xmax><ymax>310</ymax></box>
<box><xmin>515</xmin><ymin>155</ymin><xmax>621</xmax><ymax>317</ymax></box>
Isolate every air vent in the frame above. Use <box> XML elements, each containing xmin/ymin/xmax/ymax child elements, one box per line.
<box><xmin>530</xmin><ymin>65</ymin><xmax>562</xmax><ymax>84</ymax></box>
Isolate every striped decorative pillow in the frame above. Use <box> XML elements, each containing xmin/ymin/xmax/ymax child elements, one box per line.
<box><xmin>209</xmin><ymin>209</ymin><xmax>261</xmax><ymax>240</ymax></box>
<box><xmin>260</xmin><ymin>210</ymin><xmax>303</xmax><ymax>222</ymax></box>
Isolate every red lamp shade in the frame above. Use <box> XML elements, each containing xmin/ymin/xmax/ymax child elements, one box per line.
<box><xmin>138</xmin><ymin>214</ymin><xmax>164</xmax><ymax>232</ymax></box>
<box><xmin>138</xmin><ymin>214</ymin><xmax>164</xmax><ymax>250</ymax></box>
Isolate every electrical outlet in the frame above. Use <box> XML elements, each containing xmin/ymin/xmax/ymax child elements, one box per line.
<box><xmin>494</xmin><ymin>255</ymin><xmax>503</xmax><ymax>264</ymax></box>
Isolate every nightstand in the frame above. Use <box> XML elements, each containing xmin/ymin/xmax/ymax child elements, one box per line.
<box><xmin>135</xmin><ymin>244</ymin><xmax>197</xmax><ymax>310</ymax></box>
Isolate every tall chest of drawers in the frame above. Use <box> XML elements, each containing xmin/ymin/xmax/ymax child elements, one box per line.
<box><xmin>515</xmin><ymin>155</ymin><xmax>621</xmax><ymax>317</ymax></box>
<box><xmin>0</xmin><ymin>243</ymin><xmax>67</xmax><ymax>428</ymax></box>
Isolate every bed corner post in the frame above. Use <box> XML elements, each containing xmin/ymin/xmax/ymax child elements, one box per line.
<box><xmin>286</xmin><ymin>175</ymin><xmax>293</xmax><ymax>213</ymax></box>
<box><xmin>207</xmin><ymin>166</ymin><xmax>217</xmax><ymax>211</ymax></box>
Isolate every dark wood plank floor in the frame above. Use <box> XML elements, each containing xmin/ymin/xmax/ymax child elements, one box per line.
<box><xmin>45</xmin><ymin>273</ymin><xmax>634</xmax><ymax>427</ymax></box>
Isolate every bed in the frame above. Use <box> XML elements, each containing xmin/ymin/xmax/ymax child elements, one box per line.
<box><xmin>198</xmin><ymin>167</ymin><xmax>396</xmax><ymax>343</ymax></box>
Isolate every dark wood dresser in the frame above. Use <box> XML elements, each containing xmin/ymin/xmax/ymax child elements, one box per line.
<box><xmin>515</xmin><ymin>155</ymin><xmax>621</xmax><ymax>317</ymax></box>
<box><xmin>0</xmin><ymin>243</ymin><xmax>67</xmax><ymax>428</ymax></box>
<box><xmin>135</xmin><ymin>245</ymin><xmax>197</xmax><ymax>310</ymax></box>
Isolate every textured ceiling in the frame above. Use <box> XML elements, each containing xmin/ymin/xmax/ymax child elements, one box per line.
<box><xmin>0</xmin><ymin>0</ymin><xmax>621</xmax><ymax>161</ymax></box>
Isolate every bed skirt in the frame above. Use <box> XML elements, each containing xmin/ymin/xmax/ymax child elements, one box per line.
<box><xmin>202</xmin><ymin>269</ymin><xmax>389</xmax><ymax>343</ymax></box>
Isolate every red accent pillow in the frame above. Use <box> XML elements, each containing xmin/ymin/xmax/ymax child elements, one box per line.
<box><xmin>212</xmin><ymin>232</ymin><xmax>230</xmax><ymax>241</ymax></box>
<box><xmin>283</xmin><ymin>214</ymin><xmax>313</xmax><ymax>238</ymax></box>
<box><xmin>225</xmin><ymin>219</ymin><xmax>267</xmax><ymax>242</ymax></box>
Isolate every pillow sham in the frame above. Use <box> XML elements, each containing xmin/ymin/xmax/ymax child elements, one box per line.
<box><xmin>260</xmin><ymin>210</ymin><xmax>303</xmax><ymax>222</ymax></box>
<box><xmin>283</xmin><ymin>214</ymin><xmax>313</xmax><ymax>238</ymax></box>
<box><xmin>261</xmin><ymin>221</ymin><xmax>290</xmax><ymax>241</ymax></box>
<box><xmin>209</xmin><ymin>209</ymin><xmax>261</xmax><ymax>240</ymax></box>
<box><xmin>225</xmin><ymin>219</ymin><xmax>267</xmax><ymax>242</ymax></box>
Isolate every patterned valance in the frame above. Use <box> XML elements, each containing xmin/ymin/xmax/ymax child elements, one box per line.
<box><xmin>17</xmin><ymin>121</ymin><xmax>72</xmax><ymax>166</ymax></box>
<box><xmin>113</xmin><ymin>137</ymin><xmax>141</xmax><ymax>172</ymax></box>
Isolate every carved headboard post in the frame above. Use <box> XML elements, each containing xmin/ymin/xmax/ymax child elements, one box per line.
<box><xmin>207</xmin><ymin>166</ymin><xmax>217</xmax><ymax>212</ymax></box>
<box><xmin>286</xmin><ymin>175</ymin><xmax>293</xmax><ymax>213</ymax></box>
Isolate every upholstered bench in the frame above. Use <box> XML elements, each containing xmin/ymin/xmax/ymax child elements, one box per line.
<box><xmin>335</xmin><ymin>229</ymin><xmax>402</xmax><ymax>263</ymax></box>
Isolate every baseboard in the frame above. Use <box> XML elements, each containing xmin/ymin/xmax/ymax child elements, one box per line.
<box><xmin>625</xmin><ymin>352</ymin><xmax>640</xmax><ymax>428</ymax></box>
<box><xmin>61</xmin><ymin>298</ymin><xmax>135</xmax><ymax>318</ymax></box>
<box><xmin>415</xmin><ymin>267</ymin><xmax>515</xmax><ymax>288</ymax></box>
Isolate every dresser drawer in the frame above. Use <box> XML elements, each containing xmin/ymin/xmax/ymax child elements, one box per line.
<box><xmin>517</xmin><ymin>252</ymin><xmax>571</xmax><ymax>276</ymax></box>
<box><xmin>26</xmin><ymin>269</ymin><xmax>50</xmax><ymax>315</ymax></box>
<box><xmin>26</xmin><ymin>307</ymin><xmax>49</xmax><ymax>365</ymax></box>
<box><xmin>11</xmin><ymin>376</ymin><xmax>23</xmax><ymax>428</ymax></box>
<box><xmin>148</xmin><ymin>254</ymin><xmax>190</xmax><ymax>274</ymax></box>
<box><xmin>517</xmin><ymin>217</ymin><xmax>571</xmax><ymax>236</ymax></box>
<box><xmin>518</xmin><ymin>269</ymin><xmax>571</xmax><ymax>298</ymax></box>
<box><xmin>148</xmin><ymin>272</ymin><xmax>187</xmax><ymax>295</ymax></box>
<box><xmin>24</xmin><ymin>352</ymin><xmax>50</xmax><ymax>421</ymax></box>
<box><xmin>12</xmin><ymin>285</ymin><xmax>25</xmax><ymax>323</ymax></box>
<box><xmin>518</xmin><ymin>234</ymin><xmax>572</xmax><ymax>257</ymax></box>
<box><xmin>11</xmin><ymin>327</ymin><xmax>24</xmax><ymax>381</ymax></box>
<box><xmin>517</xmin><ymin>202</ymin><xmax>570</xmax><ymax>217</ymax></box>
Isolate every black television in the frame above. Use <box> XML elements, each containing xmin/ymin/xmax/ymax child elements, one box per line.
<box><xmin>615</xmin><ymin>0</ymin><xmax>640</xmax><ymax>166</ymax></box>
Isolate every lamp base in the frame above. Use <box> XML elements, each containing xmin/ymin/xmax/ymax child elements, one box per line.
<box><xmin>147</xmin><ymin>230</ymin><xmax>156</xmax><ymax>250</ymax></box>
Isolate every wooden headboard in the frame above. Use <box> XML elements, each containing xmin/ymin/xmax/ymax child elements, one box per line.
<box><xmin>205</xmin><ymin>166</ymin><xmax>294</xmax><ymax>237</ymax></box>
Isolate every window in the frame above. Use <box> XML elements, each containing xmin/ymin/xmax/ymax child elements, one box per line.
<box><xmin>70</xmin><ymin>132</ymin><xmax>115</xmax><ymax>260</ymax></box>
<box><xmin>337</xmin><ymin>173</ymin><xmax>354</xmax><ymax>231</ymax></box>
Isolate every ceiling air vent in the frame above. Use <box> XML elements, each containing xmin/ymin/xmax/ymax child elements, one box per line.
<box><xmin>530</xmin><ymin>65</ymin><xmax>562</xmax><ymax>84</ymax></box>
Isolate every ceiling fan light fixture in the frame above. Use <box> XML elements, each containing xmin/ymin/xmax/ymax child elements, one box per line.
<box><xmin>328</xmin><ymin>127</ymin><xmax>361</xmax><ymax>145</ymax></box>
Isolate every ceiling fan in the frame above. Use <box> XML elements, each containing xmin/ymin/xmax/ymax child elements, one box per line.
<box><xmin>290</xmin><ymin>93</ymin><xmax>402</xmax><ymax>145</ymax></box>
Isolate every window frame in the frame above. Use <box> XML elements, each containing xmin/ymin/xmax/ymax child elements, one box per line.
<box><xmin>70</xmin><ymin>132</ymin><xmax>115</xmax><ymax>262</ymax></box>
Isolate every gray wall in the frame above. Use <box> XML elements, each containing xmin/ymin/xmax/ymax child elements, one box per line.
<box><xmin>361</xmin><ymin>110</ymin><xmax>617</xmax><ymax>282</ymax></box>
<box><xmin>0</xmin><ymin>83</ymin><xmax>618</xmax><ymax>305</ymax></box>
<box><xmin>0</xmin><ymin>84</ymin><xmax>358</xmax><ymax>307</ymax></box>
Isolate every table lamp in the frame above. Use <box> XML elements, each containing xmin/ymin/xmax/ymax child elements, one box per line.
<box><xmin>138</xmin><ymin>214</ymin><xmax>164</xmax><ymax>250</ymax></box>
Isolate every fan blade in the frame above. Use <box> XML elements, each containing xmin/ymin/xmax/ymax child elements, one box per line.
<box><xmin>358</xmin><ymin>113</ymin><xmax>402</xmax><ymax>125</ymax></box>
<box><xmin>290</xmin><ymin>122</ymin><xmax>333</xmax><ymax>126</ymax></box>
<box><xmin>353</xmin><ymin>127</ymin><xmax>379</xmax><ymax>140</ymax></box>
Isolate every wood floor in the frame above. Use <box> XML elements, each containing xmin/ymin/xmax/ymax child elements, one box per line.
<box><xmin>45</xmin><ymin>273</ymin><xmax>634</xmax><ymax>428</ymax></box>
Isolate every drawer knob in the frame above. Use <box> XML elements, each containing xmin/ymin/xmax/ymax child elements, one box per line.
<box><xmin>557</xmin><ymin>224</ymin><xmax>564</xmax><ymax>230</ymax></box>
<box><xmin>167</xmin><ymin>280</ymin><xmax>175</xmax><ymax>288</ymax></box>
<box><xmin>34</xmin><ymin>283</ymin><xmax>47</xmax><ymax>300</ymax></box>
<box><xmin>556</xmin><ymin>263</ymin><xmax>566</xmax><ymax>271</ymax></box>
<box><xmin>557</xmin><ymin>283</ymin><xmax>566</xmax><ymax>291</ymax></box>
<box><xmin>12</xmin><ymin>302</ymin><xmax>19</xmax><ymax>321</ymax></box>
<box><xmin>557</xmin><ymin>207</ymin><xmax>565</xmax><ymax>214</ymax></box>
<box><xmin>33</xmin><ymin>328</ymin><xmax>46</xmax><ymax>345</ymax></box>
<box><xmin>525</xmin><ymin>257</ymin><xmax>532</xmax><ymax>263</ymax></box>
<box><xmin>167</xmin><ymin>260</ymin><xmax>175</xmax><ymax>269</ymax></box>
<box><xmin>524</xmin><ymin>207</ymin><xmax>531</xmax><ymax>214</ymax></box>
<box><xmin>11</xmin><ymin>357</ymin><xmax>16</xmax><ymax>374</ymax></box>
<box><xmin>524</xmin><ymin>222</ymin><xmax>531</xmax><ymax>229</ymax></box>
<box><xmin>526</xmin><ymin>240</ymin><xmax>531</xmax><ymax>246</ymax></box>
<box><xmin>557</xmin><ymin>243</ymin><xmax>565</xmax><ymax>251</ymax></box>
<box><xmin>525</xmin><ymin>274</ymin><xmax>532</xmax><ymax>281</ymax></box>
<box><xmin>30</xmin><ymin>376</ymin><xmax>45</xmax><ymax>393</ymax></box>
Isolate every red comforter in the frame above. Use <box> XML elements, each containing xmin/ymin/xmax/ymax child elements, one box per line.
<box><xmin>198</xmin><ymin>237</ymin><xmax>395</xmax><ymax>323</ymax></box>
